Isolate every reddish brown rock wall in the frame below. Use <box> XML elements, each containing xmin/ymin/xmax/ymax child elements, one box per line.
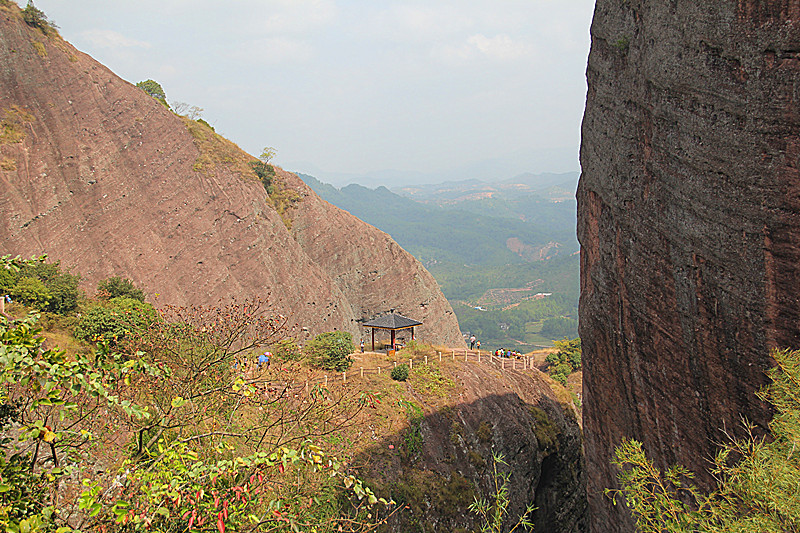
<box><xmin>282</xmin><ymin>170</ymin><xmax>464</xmax><ymax>347</ymax></box>
<box><xmin>0</xmin><ymin>7</ymin><xmax>461</xmax><ymax>346</ymax></box>
<box><xmin>579</xmin><ymin>2</ymin><xmax>800</xmax><ymax>531</ymax></box>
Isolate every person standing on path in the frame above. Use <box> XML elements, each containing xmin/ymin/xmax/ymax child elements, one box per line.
<box><xmin>470</xmin><ymin>335</ymin><xmax>476</xmax><ymax>349</ymax></box>
<box><xmin>360</xmin><ymin>339</ymin><xmax>365</xmax><ymax>353</ymax></box>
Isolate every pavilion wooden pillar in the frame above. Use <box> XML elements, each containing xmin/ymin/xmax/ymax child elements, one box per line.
<box><xmin>391</xmin><ymin>329</ymin><xmax>396</xmax><ymax>350</ymax></box>
<box><xmin>371</xmin><ymin>329</ymin><xmax>375</xmax><ymax>351</ymax></box>
<box><xmin>411</xmin><ymin>327</ymin><xmax>415</xmax><ymax>340</ymax></box>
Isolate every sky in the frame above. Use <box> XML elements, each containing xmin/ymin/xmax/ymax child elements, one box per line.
<box><xmin>31</xmin><ymin>0</ymin><xmax>596</xmax><ymax>186</ymax></box>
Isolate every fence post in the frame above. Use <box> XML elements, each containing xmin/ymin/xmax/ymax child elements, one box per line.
<box><xmin>409</xmin><ymin>359</ymin><xmax>413</xmax><ymax>370</ymax></box>
<box><xmin>452</xmin><ymin>350</ymin><xmax>455</xmax><ymax>361</ymax></box>
<box><xmin>378</xmin><ymin>366</ymin><xmax>381</xmax><ymax>374</ymax></box>
<box><xmin>324</xmin><ymin>375</ymin><xmax>328</xmax><ymax>387</ymax></box>
<box><xmin>465</xmin><ymin>350</ymin><xmax>468</xmax><ymax>362</ymax></box>
<box><xmin>361</xmin><ymin>367</ymin><xmax>364</xmax><ymax>378</ymax></box>
<box><xmin>394</xmin><ymin>361</ymin><xmax>397</xmax><ymax>368</ymax></box>
<box><xmin>343</xmin><ymin>371</ymin><xmax>346</xmax><ymax>383</ymax></box>
<box><xmin>438</xmin><ymin>351</ymin><xmax>442</xmax><ymax>362</ymax></box>
<box><xmin>502</xmin><ymin>359</ymin><xmax>505</xmax><ymax>370</ymax></box>
<box><xmin>513</xmin><ymin>359</ymin><xmax>516</xmax><ymax>370</ymax></box>
<box><xmin>478</xmin><ymin>352</ymin><xmax>481</xmax><ymax>363</ymax></box>
<box><xmin>425</xmin><ymin>355</ymin><xmax>428</xmax><ymax>365</ymax></box>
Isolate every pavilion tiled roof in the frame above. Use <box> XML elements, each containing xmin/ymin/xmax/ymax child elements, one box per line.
<box><xmin>362</xmin><ymin>313</ymin><xmax>422</xmax><ymax>330</ymax></box>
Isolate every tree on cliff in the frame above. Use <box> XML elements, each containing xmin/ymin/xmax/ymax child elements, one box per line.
<box><xmin>135</xmin><ymin>79</ymin><xmax>169</xmax><ymax>108</ymax></box>
<box><xmin>21</xmin><ymin>1</ymin><xmax>58</xmax><ymax>36</ymax></box>
<box><xmin>609</xmin><ymin>348</ymin><xmax>800</xmax><ymax>532</ymax></box>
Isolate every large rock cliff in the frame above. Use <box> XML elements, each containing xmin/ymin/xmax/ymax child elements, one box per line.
<box><xmin>579</xmin><ymin>2</ymin><xmax>800</xmax><ymax>531</ymax></box>
<box><xmin>0</xmin><ymin>4</ymin><xmax>462</xmax><ymax>346</ymax></box>
<box><xmin>356</xmin><ymin>360</ymin><xmax>586</xmax><ymax>533</ymax></box>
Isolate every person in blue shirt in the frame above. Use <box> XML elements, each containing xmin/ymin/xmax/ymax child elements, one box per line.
<box><xmin>258</xmin><ymin>351</ymin><xmax>270</xmax><ymax>369</ymax></box>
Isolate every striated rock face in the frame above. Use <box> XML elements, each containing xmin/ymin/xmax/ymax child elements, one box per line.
<box><xmin>282</xmin><ymin>170</ymin><xmax>463</xmax><ymax>347</ymax></box>
<box><xmin>0</xmin><ymin>5</ymin><xmax>462</xmax><ymax>345</ymax></box>
<box><xmin>579</xmin><ymin>2</ymin><xmax>800</xmax><ymax>531</ymax></box>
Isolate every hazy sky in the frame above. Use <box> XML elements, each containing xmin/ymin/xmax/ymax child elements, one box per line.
<box><xmin>32</xmin><ymin>0</ymin><xmax>595</xmax><ymax>185</ymax></box>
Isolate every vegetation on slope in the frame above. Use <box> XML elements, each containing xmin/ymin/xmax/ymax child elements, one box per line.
<box><xmin>0</xmin><ymin>256</ymin><xmax>394</xmax><ymax>532</ymax></box>
<box><xmin>0</xmin><ymin>255</ymin><xmax>583</xmax><ymax>532</ymax></box>
<box><xmin>610</xmin><ymin>348</ymin><xmax>800</xmax><ymax>532</ymax></box>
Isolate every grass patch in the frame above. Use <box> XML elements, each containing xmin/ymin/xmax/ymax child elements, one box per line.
<box><xmin>0</xmin><ymin>105</ymin><xmax>34</xmax><ymax>145</ymax></box>
<box><xmin>0</xmin><ymin>157</ymin><xmax>16</xmax><ymax>171</ymax></box>
<box><xmin>529</xmin><ymin>405</ymin><xmax>559</xmax><ymax>451</ymax></box>
<box><xmin>410</xmin><ymin>361</ymin><xmax>455</xmax><ymax>398</ymax></box>
<box><xmin>270</xmin><ymin>185</ymin><xmax>302</xmax><ymax>229</ymax></box>
<box><xmin>399</xmin><ymin>400</ymin><xmax>424</xmax><ymax>459</ymax></box>
<box><xmin>392</xmin><ymin>469</ymin><xmax>475</xmax><ymax>531</ymax></box>
<box><xmin>31</xmin><ymin>40</ymin><xmax>46</xmax><ymax>58</ymax></box>
<box><xmin>467</xmin><ymin>449</ymin><xmax>486</xmax><ymax>470</ymax></box>
<box><xmin>450</xmin><ymin>420</ymin><xmax>462</xmax><ymax>446</ymax></box>
<box><xmin>476</xmin><ymin>420</ymin><xmax>492</xmax><ymax>443</ymax></box>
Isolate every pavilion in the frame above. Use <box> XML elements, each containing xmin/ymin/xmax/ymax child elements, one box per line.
<box><xmin>362</xmin><ymin>312</ymin><xmax>423</xmax><ymax>352</ymax></box>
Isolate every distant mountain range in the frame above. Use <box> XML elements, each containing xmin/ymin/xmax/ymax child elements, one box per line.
<box><xmin>300</xmin><ymin>172</ymin><xmax>580</xmax><ymax>348</ymax></box>
<box><xmin>392</xmin><ymin>171</ymin><xmax>578</xmax><ymax>205</ymax></box>
<box><xmin>300</xmin><ymin>172</ymin><xmax>579</xmax><ymax>276</ymax></box>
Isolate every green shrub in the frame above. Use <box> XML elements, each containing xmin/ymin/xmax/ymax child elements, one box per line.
<box><xmin>306</xmin><ymin>331</ymin><xmax>353</xmax><ymax>371</ymax></box>
<box><xmin>250</xmin><ymin>160</ymin><xmax>275</xmax><ymax>190</ymax></box>
<box><xmin>545</xmin><ymin>337</ymin><xmax>581</xmax><ymax>384</ymax></box>
<box><xmin>97</xmin><ymin>276</ymin><xmax>145</xmax><ymax>302</ymax></box>
<box><xmin>17</xmin><ymin>260</ymin><xmax>80</xmax><ymax>314</ymax></box>
<box><xmin>0</xmin><ymin>267</ymin><xmax>16</xmax><ymax>294</ymax></box>
<box><xmin>75</xmin><ymin>297</ymin><xmax>156</xmax><ymax>346</ymax></box>
<box><xmin>196</xmin><ymin>118</ymin><xmax>214</xmax><ymax>131</ymax></box>
<box><xmin>274</xmin><ymin>338</ymin><xmax>302</xmax><ymax>360</ymax></box>
<box><xmin>10</xmin><ymin>276</ymin><xmax>50</xmax><ymax>309</ymax></box>
<box><xmin>391</xmin><ymin>363</ymin><xmax>410</xmax><ymax>381</ymax></box>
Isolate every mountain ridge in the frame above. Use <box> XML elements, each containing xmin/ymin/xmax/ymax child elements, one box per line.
<box><xmin>0</xmin><ymin>3</ymin><xmax>463</xmax><ymax>346</ymax></box>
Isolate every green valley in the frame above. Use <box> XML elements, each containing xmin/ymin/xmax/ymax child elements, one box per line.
<box><xmin>299</xmin><ymin>173</ymin><xmax>580</xmax><ymax>351</ymax></box>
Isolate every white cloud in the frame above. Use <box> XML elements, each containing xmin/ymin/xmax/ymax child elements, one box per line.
<box><xmin>366</xmin><ymin>5</ymin><xmax>474</xmax><ymax>42</ymax></box>
<box><xmin>80</xmin><ymin>29</ymin><xmax>151</xmax><ymax>49</ymax></box>
<box><xmin>234</xmin><ymin>37</ymin><xmax>314</xmax><ymax>65</ymax></box>
<box><xmin>467</xmin><ymin>34</ymin><xmax>532</xmax><ymax>61</ymax></box>
<box><xmin>435</xmin><ymin>34</ymin><xmax>533</xmax><ymax>64</ymax></box>
<box><xmin>259</xmin><ymin>0</ymin><xmax>337</xmax><ymax>34</ymax></box>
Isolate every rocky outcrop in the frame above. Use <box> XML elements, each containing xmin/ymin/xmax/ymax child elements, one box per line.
<box><xmin>0</xmin><ymin>4</ymin><xmax>462</xmax><ymax>345</ymax></box>
<box><xmin>579</xmin><ymin>2</ymin><xmax>800</xmax><ymax>532</ymax></box>
<box><xmin>282</xmin><ymin>170</ymin><xmax>463</xmax><ymax>347</ymax></box>
<box><xmin>357</xmin><ymin>362</ymin><xmax>585</xmax><ymax>532</ymax></box>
